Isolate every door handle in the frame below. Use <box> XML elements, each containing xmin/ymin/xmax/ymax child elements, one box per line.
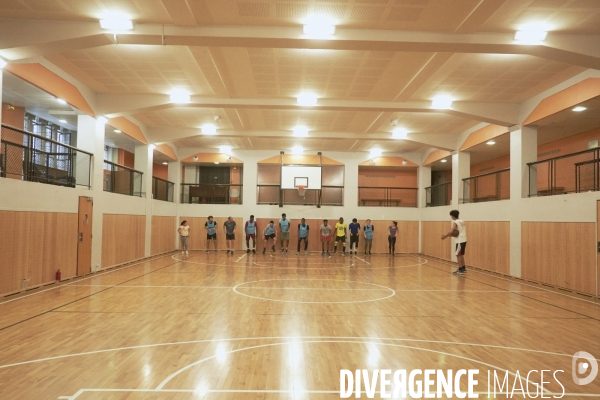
<box><xmin>79</xmin><ymin>232</ymin><xmax>83</xmax><ymax>243</ymax></box>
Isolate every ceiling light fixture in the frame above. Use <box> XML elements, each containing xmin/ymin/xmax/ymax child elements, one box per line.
<box><xmin>297</xmin><ymin>93</ymin><xmax>317</xmax><ymax>107</ymax></box>
<box><xmin>486</xmin><ymin>140</ymin><xmax>496</xmax><ymax>145</ymax></box>
<box><xmin>293</xmin><ymin>126</ymin><xmax>309</xmax><ymax>137</ymax></box>
<box><xmin>402</xmin><ymin>160</ymin><xmax>408</xmax><ymax>166</ymax></box>
<box><xmin>57</xmin><ymin>98</ymin><xmax>67</xmax><ymax>105</ymax></box>
<box><xmin>162</xmin><ymin>162</ymin><xmax>168</xmax><ymax>165</ymax></box>
<box><xmin>169</xmin><ymin>89</ymin><xmax>191</xmax><ymax>104</ymax></box>
<box><xmin>201</xmin><ymin>124</ymin><xmax>217</xmax><ymax>135</ymax></box>
<box><xmin>114</xmin><ymin>129</ymin><xmax>121</xmax><ymax>133</ymax></box>
<box><xmin>59</xmin><ymin>119</ymin><xmax>67</xmax><ymax>123</ymax></box>
<box><xmin>214</xmin><ymin>162</ymin><xmax>220</xmax><ymax>165</ymax></box>
<box><xmin>370</xmin><ymin>148</ymin><xmax>382</xmax><ymax>157</ymax></box>
<box><xmin>392</xmin><ymin>128</ymin><xmax>408</xmax><ymax>139</ymax></box>
<box><xmin>0</xmin><ymin>58</ymin><xmax>7</xmax><ymax>69</ymax></box>
<box><xmin>219</xmin><ymin>146</ymin><xmax>232</xmax><ymax>154</ymax></box>
<box><xmin>97</xmin><ymin>116</ymin><xmax>108</xmax><ymax>124</ymax></box>
<box><xmin>514</xmin><ymin>24</ymin><xmax>548</xmax><ymax>43</ymax></box>
<box><xmin>572</xmin><ymin>106</ymin><xmax>587</xmax><ymax>112</ymax></box>
<box><xmin>303</xmin><ymin>17</ymin><xmax>336</xmax><ymax>38</ymax></box>
<box><xmin>431</xmin><ymin>95</ymin><xmax>453</xmax><ymax>109</ymax></box>
<box><xmin>149</xmin><ymin>144</ymin><xmax>156</xmax><ymax>150</ymax></box>
<box><xmin>291</xmin><ymin>146</ymin><xmax>304</xmax><ymax>155</ymax></box>
<box><xmin>99</xmin><ymin>13</ymin><xmax>134</xmax><ymax>31</ymax></box>
<box><xmin>441</xmin><ymin>159</ymin><xmax>447</xmax><ymax>163</ymax></box>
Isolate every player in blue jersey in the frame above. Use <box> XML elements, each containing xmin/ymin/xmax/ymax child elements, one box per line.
<box><xmin>297</xmin><ymin>218</ymin><xmax>310</xmax><ymax>255</ymax></box>
<box><xmin>279</xmin><ymin>213</ymin><xmax>290</xmax><ymax>254</ymax></box>
<box><xmin>204</xmin><ymin>215</ymin><xmax>218</xmax><ymax>253</ymax></box>
<box><xmin>262</xmin><ymin>220</ymin><xmax>277</xmax><ymax>254</ymax></box>
<box><xmin>245</xmin><ymin>215</ymin><xmax>257</xmax><ymax>254</ymax></box>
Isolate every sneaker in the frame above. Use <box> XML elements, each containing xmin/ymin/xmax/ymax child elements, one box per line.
<box><xmin>321</xmin><ymin>251</ymin><xmax>325</xmax><ymax>256</ymax></box>
<box><xmin>186</xmin><ymin>251</ymin><xmax>189</xmax><ymax>255</ymax></box>
<box><xmin>181</xmin><ymin>251</ymin><xmax>184</xmax><ymax>255</ymax></box>
<box><xmin>327</xmin><ymin>252</ymin><xmax>331</xmax><ymax>258</ymax></box>
<box><xmin>252</xmin><ymin>249</ymin><xmax>256</xmax><ymax>254</ymax></box>
<box><xmin>214</xmin><ymin>250</ymin><xmax>218</xmax><ymax>253</ymax></box>
<box><xmin>262</xmin><ymin>248</ymin><xmax>266</xmax><ymax>254</ymax></box>
<box><xmin>452</xmin><ymin>268</ymin><xmax>466</xmax><ymax>275</ymax></box>
<box><xmin>296</xmin><ymin>252</ymin><xmax>300</xmax><ymax>255</ymax></box>
<box><xmin>246</xmin><ymin>249</ymin><xmax>250</xmax><ymax>254</ymax></box>
<box><xmin>342</xmin><ymin>252</ymin><xmax>345</xmax><ymax>256</ymax></box>
<box><xmin>285</xmin><ymin>249</ymin><xmax>288</xmax><ymax>254</ymax></box>
<box><xmin>369</xmin><ymin>252</ymin><xmax>371</xmax><ymax>256</ymax></box>
<box><xmin>272</xmin><ymin>246</ymin><xmax>275</xmax><ymax>252</ymax></box>
<box><xmin>230</xmin><ymin>250</ymin><xmax>234</xmax><ymax>255</ymax></box>
<box><xmin>226</xmin><ymin>250</ymin><xmax>230</xmax><ymax>254</ymax></box>
<box><xmin>281</xmin><ymin>249</ymin><xmax>285</xmax><ymax>254</ymax></box>
<box><xmin>304</xmin><ymin>251</ymin><xmax>308</xmax><ymax>255</ymax></box>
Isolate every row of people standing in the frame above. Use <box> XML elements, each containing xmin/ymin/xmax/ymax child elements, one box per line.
<box><xmin>178</xmin><ymin>215</ymin><xmax>401</xmax><ymax>256</ymax></box>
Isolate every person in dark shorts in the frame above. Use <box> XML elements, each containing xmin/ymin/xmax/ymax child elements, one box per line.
<box><xmin>297</xmin><ymin>218</ymin><xmax>309</xmax><ymax>255</ymax></box>
<box><xmin>348</xmin><ymin>218</ymin><xmax>361</xmax><ymax>255</ymax></box>
<box><xmin>204</xmin><ymin>216</ymin><xmax>217</xmax><ymax>253</ymax></box>
<box><xmin>223</xmin><ymin>216</ymin><xmax>237</xmax><ymax>255</ymax></box>
<box><xmin>245</xmin><ymin>215</ymin><xmax>257</xmax><ymax>254</ymax></box>
<box><xmin>441</xmin><ymin>209</ymin><xmax>468</xmax><ymax>275</ymax></box>
<box><xmin>279</xmin><ymin>213</ymin><xmax>290</xmax><ymax>254</ymax></box>
<box><xmin>388</xmin><ymin>221</ymin><xmax>398</xmax><ymax>256</ymax></box>
<box><xmin>363</xmin><ymin>219</ymin><xmax>374</xmax><ymax>256</ymax></box>
<box><xmin>262</xmin><ymin>220</ymin><xmax>277</xmax><ymax>254</ymax></box>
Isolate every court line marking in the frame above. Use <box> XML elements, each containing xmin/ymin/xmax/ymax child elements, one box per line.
<box><xmin>233</xmin><ymin>279</ymin><xmax>396</xmax><ymax>304</ymax></box>
<box><xmin>4</xmin><ymin>335</ymin><xmax>600</xmax><ymax>371</ymax></box>
<box><xmin>0</xmin><ymin>254</ymin><xmax>176</xmax><ymax>306</ymax></box>
<box><xmin>424</xmin><ymin>257</ymin><xmax>600</xmax><ymax>307</ymax></box>
<box><xmin>155</xmin><ymin>339</ymin><xmax>552</xmax><ymax>394</ymax></box>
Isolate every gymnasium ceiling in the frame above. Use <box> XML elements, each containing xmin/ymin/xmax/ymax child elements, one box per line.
<box><xmin>1</xmin><ymin>0</ymin><xmax>600</xmax><ymax>156</ymax></box>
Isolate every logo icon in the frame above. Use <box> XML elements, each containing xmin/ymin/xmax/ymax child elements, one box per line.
<box><xmin>572</xmin><ymin>351</ymin><xmax>598</xmax><ymax>385</ymax></box>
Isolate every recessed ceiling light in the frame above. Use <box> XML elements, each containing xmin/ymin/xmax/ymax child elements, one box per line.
<box><xmin>486</xmin><ymin>140</ymin><xmax>496</xmax><ymax>145</ymax></box>
<box><xmin>59</xmin><ymin>119</ymin><xmax>67</xmax><ymax>123</ymax></box>
<box><xmin>149</xmin><ymin>144</ymin><xmax>156</xmax><ymax>150</ymax></box>
<box><xmin>392</xmin><ymin>128</ymin><xmax>408</xmax><ymax>139</ymax></box>
<box><xmin>0</xmin><ymin>58</ymin><xmax>7</xmax><ymax>69</ymax></box>
<box><xmin>219</xmin><ymin>146</ymin><xmax>232</xmax><ymax>154</ymax></box>
<box><xmin>99</xmin><ymin>13</ymin><xmax>134</xmax><ymax>31</ymax></box>
<box><xmin>291</xmin><ymin>146</ymin><xmax>304</xmax><ymax>155</ymax></box>
<box><xmin>297</xmin><ymin>93</ymin><xmax>317</xmax><ymax>107</ymax></box>
<box><xmin>293</xmin><ymin>126</ymin><xmax>309</xmax><ymax>137</ymax></box>
<box><xmin>114</xmin><ymin>129</ymin><xmax>121</xmax><ymax>133</ymax></box>
<box><xmin>431</xmin><ymin>95</ymin><xmax>453</xmax><ymax>109</ymax></box>
<box><xmin>169</xmin><ymin>89</ymin><xmax>190</xmax><ymax>104</ymax></box>
<box><xmin>572</xmin><ymin>106</ymin><xmax>587</xmax><ymax>112</ymax></box>
<box><xmin>97</xmin><ymin>116</ymin><xmax>108</xmax><ymax>124</ymax></box>
<box><xmin>162</xmin><ymin>162</ymin><xmax>168</xmax><ymax>165</ymax></box>
<box><xmin>514</xmin><ymin>24</ymin><xmax>548</xmax><ymax>43</ymax></box>
<box><xmin>201</xmin><ymin>124</ymin><xmax>217</xmax><ymax>135</ymax></box>
<box><xmin>441</xmin><ymin>159</ymin><xmax>447</xmax><ymax>163</ymax></box>
<box><xmin>57</xmin><ymin>98</ymin><xmax>67</xmax><ymax>105</ymax></box>
<box><xmin>214</xmin><ymin>161</ymin><xmax>220</xmax><ymax>165</ymax></box>
<box><xmin>303</xmin><ymin>17</ymin><xmax>336</xmax><ymax>38</ymax></box>
<box><xmin>369</xmin><ymin>148</ymin><xmax>382</xmax><ymax>157</ymax></box>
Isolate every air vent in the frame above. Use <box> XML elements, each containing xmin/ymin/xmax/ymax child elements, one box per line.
<box><xmin>537</xmin><ymin>149</ymin><xmax>561</xmax><ymax>158</ymax></box>
<box><xmin>237</xmin><ymin>2</ymin><xmax>270</xmax><ymax>17</ymax></box>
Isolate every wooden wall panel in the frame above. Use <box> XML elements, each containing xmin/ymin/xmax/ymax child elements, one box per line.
<box><xmin>522</xmin><ymin>222</ymin><xmax>596</xmax><ymax>295</ymax></box>
<box><xmin>0</xmin><ymin>211</ymin><xmax>77</xmax><ymax>296</ymax></box>
<box><xmin>151</xmin><ymin>216</ymin><xmax>176</xmax><ymax>255</ymax></box>
<box><xmin>421</xmin><ymin>221</ymin><xmax>452</xmax><ymax>261</ymax></box>
<box><xmin>464</xmin><ymin>221</ymin><xmax>510</xmax><ymax>274</ymax></box>
<box><xmin>102</xmin><ymin>214</ymin><xmax>146</xmax><ymax>267</ymax></box>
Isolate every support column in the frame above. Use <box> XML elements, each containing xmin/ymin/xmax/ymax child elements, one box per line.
<box><xmin>168</xmin><ymin>160</ymin><xmax>182</xmax><ymax>249</ymax></box>
<box><xmin>135</xmin><ymin>144</ymin><xmax>154</xmax><ymax>257</ymax></box>
<box><xmin>451</xmin><ymin>152</ymin><xmax>470</xmax><ymax>208</ymax></box>
<box><xmin>509</xmin><ymin>126</ymin><xmax>537</xmax><ymax>277</ymax></box>
<box><xmin>345</xmin><ymin>158</ymin><xmax>359</xmax><ymax>208</ymax></box>
<box><xmin>417</xmin><ymin>165</ymin><xmax>431</xmax><ymax>253</ymax></box>
<box><xmin>0</xmin><ymin>70</ymin><xmax>3</xmax><ymax>144</ymax></box>
<box><xmin>77</xmin><ymin>115</ymin><xmax>106</xmax><ymax>271</ymax></box>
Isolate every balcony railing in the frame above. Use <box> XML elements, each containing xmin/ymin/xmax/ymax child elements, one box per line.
<box><xmin>528</xmin><ymin>148</ymin><xmax>600</xmax><ymax>197</ymax></box>
<box><xmin>152</xmin><ymin>176</ymin><xmax>174</xmax><ymax>202</ymax></box>
<box><xmin>425</xmin><ymin>182</ymin><xmax>452</xmax><ymax>207</ymax></box>
<box><xmin>181</xmin><ymin>183</ymin><xmax>242</xmax><ymax>204</ymax></box>
<box><xmin>1</xmin><ymin>124</ymin><xmax>92</xmax><ymax>189</ymax></box>
<box><xmin>462</xmin><ymin>168</ymin><xmax>510</xmax><ymax>204</ymax></box>
<box><xmin>358</xmin><ymin>187</ymin><xmax>418</xmax><ymax>207</ymax></box>
<box><xmin>103</xmin><ymin>160</ymin><xmax>143</xmax><ymax>197</ymax></box>
<box><xmin>256</xmin><ymin>185</ymin><xmax>344</xmax><ymax>207</ymax></box>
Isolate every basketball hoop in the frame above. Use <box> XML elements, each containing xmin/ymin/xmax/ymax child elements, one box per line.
<box><xmin>297</xmin><ymin>185</ymin><xmax>306</xmax><ymax>197</ymax></box>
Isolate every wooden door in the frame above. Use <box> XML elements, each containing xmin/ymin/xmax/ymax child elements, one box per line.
<box><xmin>77</xmin><ymin>196</ymin><xmax>93</xmax><ymax>276</ymax></box>
<box><xmin>597</xmin><ymin>201</ymin><xmax>600</xmax><ymax>298</ymax></box>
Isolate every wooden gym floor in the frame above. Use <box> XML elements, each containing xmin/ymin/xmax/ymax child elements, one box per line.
<box><xmin>0</xmin><ymin>251</ymin><xmax>599</xmax><ymax>399</ymax></box>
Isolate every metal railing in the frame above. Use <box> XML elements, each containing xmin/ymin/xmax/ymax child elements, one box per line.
<box><xmin>256</xmin><ymin>185</ymin><xmax>344</xmax><ymax>207</ymax></box>
<box><xmin>425</xmin><ymin>182</ymin><xmax>452</xmax><ymax>207</ymax></box>
<box><xmin>528</xmin><ymin>148</ymin><xmax>600</xmax><ymax>197</ymax></box>
<box><xmin>152</xmin><ymin>176</ymin><xmax>174</xmax><ymax>202</ymax></box>
<box><xmin>462</xmin><ymin>169</ymin><xmax>510</xmax><ymax>204</ymax></box>
<box><xmin>103</xmin><ymin>160</ymin><xmax>143</xmax><ymax>197</ymax></box>
<box><xmin>1</xmin><ymin>124</ymin><xmax>92</xmax><ymax>189</ymax></box>
<box><xmin>181</xmin><ymin>183</ymin><xmax>243</xmax><ymax>204</ymax></box>
<box><xmin>358</xmin><ymin>187</ymin><xmax>418</xmax><ymax>207</ymax></box>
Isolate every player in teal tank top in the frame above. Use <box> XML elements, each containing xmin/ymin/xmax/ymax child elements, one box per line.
<box><xmin>204</xmin><ymin>215</ymin><xmax>218</xmax><ymax>253</ymax></box>
<box><xmin>245</xmin><ymin>215</ymin><xmax>257</xmax><ymax>254</ymax></box>
<box><xmin>296</xmin><ymin>218</ymin><xmax>310</xmax><ymax>255</ymax></box>
<box><xmin>363</xmin><ymin>219</ymin><xmax>374</xmax><ymax>256</ymax></box>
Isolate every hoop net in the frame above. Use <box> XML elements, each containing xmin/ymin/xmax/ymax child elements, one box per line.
<box><xmin>297</xmin><ymin>186</ymin><xmax>306</xmax><ymax>197</ymax></box>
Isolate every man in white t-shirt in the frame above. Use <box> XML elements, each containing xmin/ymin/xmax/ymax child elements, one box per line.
<box><xmin>441</xmin><ymin>209</ymin><xmax>467</xmax><ymax>275</ymax></box>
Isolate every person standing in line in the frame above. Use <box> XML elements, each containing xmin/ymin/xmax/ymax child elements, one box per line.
<box><xmin>441</xmin><ymin>209</ymin><xmax>468</xmax><ymax>275</ymax></box>
<box><xmin>363</xmin><ymin>219</ymin><xmax>374</xmax><ymax>256</ymax></box>
<box><xmin>223</xmin><ymin>216</ymin><xmax>237</xmax><ymax>255</ymax></box>
<box><xmin>262</xmin><ymin>220</ymin><xmax>277</xmax><ymax>254</ymax></box>
<box><xmin>178</xmin><ymin>220</ymin><xmax>190</xmax><ymax>257</ymax></box>
<box><xmin>348</xmin><ymin>218</ymin><xmax>361</xmax><ymax>255</ymax></box>
<box><xmin>279</xmin><ymin>213</ymin><xmax>290</xmax><ymax>254</ymax></box>
<box><xmin>388</xmin><ymin>221</ymin><xmax>398</xmax><ymax>256</ymax></box>
<box><xmin>320</xmin><ymin>219</ymin><xmax>332</xmax><ymax>257</ymax></box>
<box><xmin>334</xmin><ymin>217</ymin><xmax>347</xmax><ymax>256</ymax></box>
<box><xmin>204</xmin><ymin>215</ymin><xmax>218</xmax><ymax>253</ymax></box>
<box><xmin>297</xmin><ymin>218</ymin><xmax>310</xmax><ymax>255</ymax></box>
<box><xmin>245</xmin><ymin>215</ymin><xmax>257</xmax><ymax>254</ymax></box>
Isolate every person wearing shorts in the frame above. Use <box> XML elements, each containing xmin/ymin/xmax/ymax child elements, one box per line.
<box><xmin>334</xmin><ymin>217</ymin><xmax>347</xmax><ymax>256</ymax></box>
<box><xmin>441</xmin><ymin>209</ymin><xmax>468</xmax><ymax>275</ymax></box>
<box><xmin>245</xmin><ymin>215</ymin><xmax>257</xmax><ymax>254</ymax></box>
<box><xmin>297</xmin><ymin>218</ymin><xmax>309</xmax><ymax>255</ymax></box>
<box><xmin>223</xmin><ymin>216</ymin><xmax>236</xmax><ymax>255</ymax></box>
<box><xmin>204</xmin><ymin>216</ymin><xmax>217</xmax><ymax>253</ymax></box>
<box><xmin>279</xmin><ymin>213</ymin><xmax>290</xmax><ymax>254</ymax></box>
<box><xmin>363</xmin><ymin>219</ymin><xmax>374</xmax><ymax>256</ymax></box>
<box><xmin>320</xmin><ymin>219</ymin><xmax>332</xmax><ymax>257</ymax></box>
<box><xmin>178</xmin><ymin>220</ymin><xmax>190</xmax><ymax>256</ymax></box>
<box><xmin>262</xmin><ymin>220</ymin><xmax>277</xmax><ymax>254</ymax></box>
<box><xmin>388</xmin><ymin>221</ymin><xmax>398</xmax><ymax>256</ymax></box>
<box><xmin>348</xmin><ymin>218</ymin><xmax>361</xmax><ymax>255</ymax></box>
